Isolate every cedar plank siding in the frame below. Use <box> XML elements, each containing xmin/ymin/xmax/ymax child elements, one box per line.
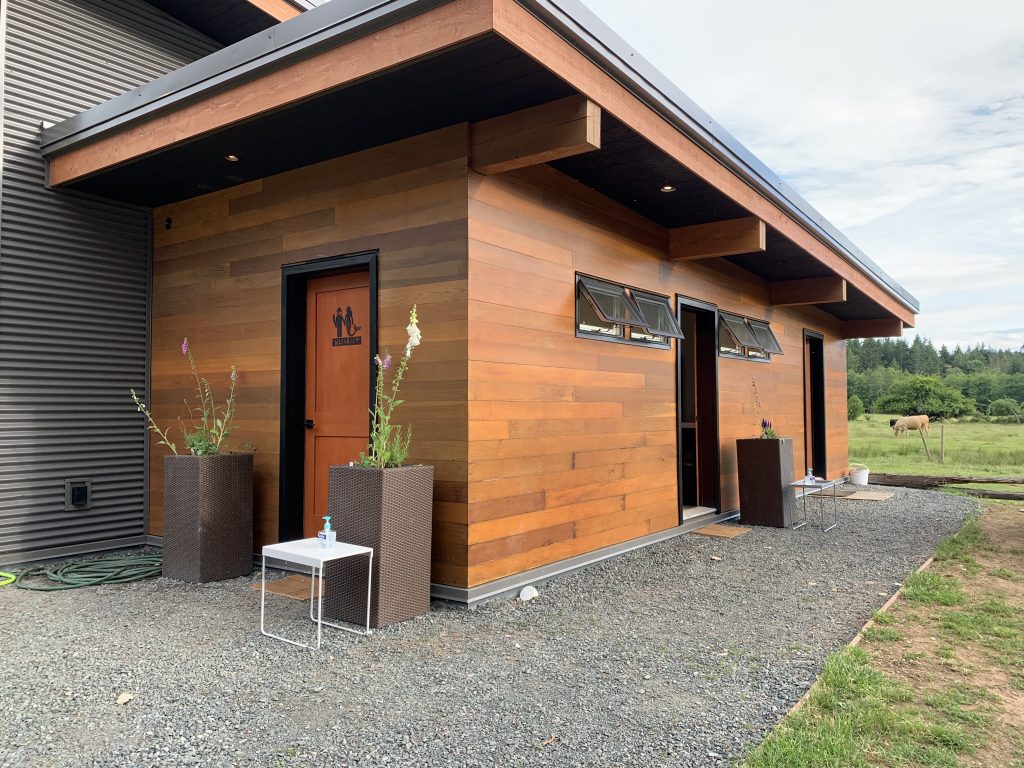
<box><xmin>466</xmin><ymin>165</ymin><xmax>847</xmax><ymax>586</ymax></box>
<box><xmin>147</xmin><ymin>123</ymin><xmax>848</xmax><ymax>591</ymax></box>
<box><xmin>149</xmin><ymin>125</ymin><xmax>470</xmax><ymax>587</ymax></box>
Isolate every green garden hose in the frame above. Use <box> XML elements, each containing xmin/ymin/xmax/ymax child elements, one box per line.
<box><xmin>14</xmin><ymin>554</ymin><xmax>162</xmax><ymax>591</ymax></box>
<box><xmin>0</xmin><ymin>572</ymin><xmax>14</xmax><ymax>587</ymax></box>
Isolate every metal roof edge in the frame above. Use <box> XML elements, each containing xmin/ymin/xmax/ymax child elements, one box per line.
<box><xmin>517</xmin><ymin>0</ymin><xmax>918</xmax><ymax>314</ymax></box>
<box><xmin>40</xmin><ymin>0</ymin><xmax>917</xmax><ymax>314</ymax></box>
<box><xmin>39</xmin><ymin>0</ymin><xmax>454</xmax><ymax>153</ymax></box>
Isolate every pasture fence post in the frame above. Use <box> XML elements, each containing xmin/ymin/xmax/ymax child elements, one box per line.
<box><xmin>940</xmin><ymin>423</ymin><xmax>945</xmax><ymax>464</ymax></box>
<box><xmin>918</xmin><ymin>427</ymin><xmax>931</xmax><ymax>461</ymax></box>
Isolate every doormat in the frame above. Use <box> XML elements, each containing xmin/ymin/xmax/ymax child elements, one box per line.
<box><xmin>693</xmin><ymin>524</ymin><xmax>752</xmax><ymax>539</ymax></box>
<box><xmin>842</xmin><ymin>491</ymin><xmax>895</xmax><ymax>502</ymax></box>
<box><xmin>250</xmin><ymin>574</ymin><xmax>321</xmax><ymax>601</ymax></box>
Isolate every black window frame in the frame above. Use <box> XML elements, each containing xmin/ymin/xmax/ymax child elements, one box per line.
<box><xmin>718</xmin><ymin>311</ymin><xmax>783</xmax><ymax>362</ymax></box>
<box><xmin>575</xmin><ymin>275</ymin><xmax>683</xmax><ymax>350</ymax></box>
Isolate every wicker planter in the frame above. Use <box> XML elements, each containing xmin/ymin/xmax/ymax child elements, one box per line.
<box><xmin>736</xmin><ymin>438</ymin><xmax>797</xmax><ymax>528</ymax></box>
<box><xmin>324</xmin><ymin>464</ymin><xmax>434</xmax><ymax>629</ymax></box>
<box><xmin>162</xmin><ymin>453</ymin><xmax>253</xmax><ymax>582</ymax></box>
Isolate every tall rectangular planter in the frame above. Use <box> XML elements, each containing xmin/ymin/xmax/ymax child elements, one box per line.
<box><xmin>736</xmin><ymin>438</ymin><xmax>796</xmax><ymax>528</ymax></box>
<box><xmin>162</xmin><ymin>454</ymin><xmax>253</xmax><ymax>582</ymax></box>
<box><xmin>324</xmin><ymin>464</ymin><xmax>434</xmax><ymax>629</ymax></box>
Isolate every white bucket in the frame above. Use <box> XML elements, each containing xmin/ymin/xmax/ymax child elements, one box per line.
<box><xmin>850</xmin><ymin>468</ymin><xmax>870</xmax><ymax>486</ymax></box>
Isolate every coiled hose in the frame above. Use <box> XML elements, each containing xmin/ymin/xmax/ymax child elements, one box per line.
<box><xmin>13</xmin><ymin>554</ymin><xmax>162</xmax><ymax>591</ymax></box>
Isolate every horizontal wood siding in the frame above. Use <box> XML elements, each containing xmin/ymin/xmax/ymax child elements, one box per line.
<box><xmin>466</xmin><ymin>165</ymin><xmax>846</xmax><ymax>587</ymax></box>
<box><xmin>149</xmin><ymin>126</ymin><xmax>470</xmax><ymax>587</ymax></box>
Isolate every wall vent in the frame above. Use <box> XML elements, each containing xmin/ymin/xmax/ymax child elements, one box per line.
<box><xmin>65</xmin><ymin>480</ymin><xmax>92</xmax><ymax>511</ymax></box>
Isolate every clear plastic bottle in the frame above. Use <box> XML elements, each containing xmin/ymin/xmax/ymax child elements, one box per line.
<box><xmin>318</xmin><ymin>516</ymin><xmax>337</xmax><ymax>548</ymax></box>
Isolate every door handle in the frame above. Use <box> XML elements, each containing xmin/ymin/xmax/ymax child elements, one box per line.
<box><xmin>304</xmin><ymin>419</ymin><xmax>315</xmax><ymax>430</ymax></box>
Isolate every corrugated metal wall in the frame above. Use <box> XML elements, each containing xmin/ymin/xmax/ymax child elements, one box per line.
<box><xmin>0</xmin><ymin>0</ymin><xmax>218</xmax><ymax>562</ymax></box>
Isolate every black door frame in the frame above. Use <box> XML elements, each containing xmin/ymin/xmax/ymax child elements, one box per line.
<box><xmin>803</xmin><ymin>329</ymin><xmax>827</xmax><ymax>479</ymax></box>
<box><xmin>676</xmin><ymin>294</ymin><xmax>721</xmax><ymax>517</ymax></box>
<box><xmin>279</xmin><ymin>251</ymin><xmax>378</xmax><ymax>542</ymax></box>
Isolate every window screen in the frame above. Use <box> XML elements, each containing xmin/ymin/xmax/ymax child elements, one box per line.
<box><xmin>719</xmin><ymin>312</ymin><xmax>781</xmax><ymax>360</ymax></box>
<box><xmin>720</xmin><ymin>312</ymin><xmax>759</xmax><ymax>348</ymax></box>
<box><xmin>577</xmin><ymin>286</ymin><xmax>624</xmax><ymax>338</ymax></box>
<box><xmin>748</xmin><ymin>319</ymin><xmax>784</xmax><ymax>355</ymax></box>
<box><xmin>632</xmin><ymin>291</ymin><xmax>685</xmax><ymax>339</ymax></box>
<box><xmin>577</xmin><ymin>275</ymin><xmax>649</xmax><ymax>326</ymax></box>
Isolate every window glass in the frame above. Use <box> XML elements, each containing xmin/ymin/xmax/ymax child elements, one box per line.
<box><xmin>578</xmin><ymin>275</ymin><xmax>649</xmax><ymax>326</ymax></box>
<box><xmin>577</xmin><ymin>287</ymin><xmax>623</xmax><ymax>338</ymax></box>
<box><xmin>632</xmin><ymin>290</ymin><xmax>685</xmax><ymax>339</ymax></box>
<box><xmin>721</xmin><ymin>312</ymin><xmax>759</xmax><ymax>348</ymax></box>
<box><xmin>718</xmin><ymin>315</ymin><xmax>744</xmax><ymax>356</ymax></box>
<box><xmin>748</xmin><ymin>319</ymin><xmax>784</xmax><ymax>355</ymax></box>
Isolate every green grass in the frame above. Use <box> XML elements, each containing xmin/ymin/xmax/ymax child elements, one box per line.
<box><xmin>903</xmin><ymin>572</ymin><xmax>966</xmax><ymax>606</ymax></box>
<box><xmin>849</xmin><ymin>414</ymin><xmax>1024</xmax><ymax>476</ymax></box>
<box><xmin>862</xmin><ymin>626</ymin><xmax>904</xmax><ymax>643</ymax></box>
<box><xmin>872</xmin><ymin>610</ymin><xmax>896</xmax><ymax>625</ymax></box>
<box><xmin>742</xmin><ymin>647</ymin><xmax>977</xmax><ymax>768</ymax></box>
<box><xmin>990</xmin><ymin>567</ymin><xmax>1020</xmax><ymax>581</ymax></box>
<box><xmin>933</xmin><ymin>516</ymin><xmax>992</xmax><ymax>575</ymax></box>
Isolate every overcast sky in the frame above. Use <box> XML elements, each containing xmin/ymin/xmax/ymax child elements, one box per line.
<box><xmin>583</xmin><ymin>0</ymin><xmax>1024</xmax><ymax>352</ymax></box>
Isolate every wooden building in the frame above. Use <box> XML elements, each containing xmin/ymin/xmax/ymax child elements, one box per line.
<box><xmin>30</xmin><ymin>0</ymin><xmax>917</xmax><ymax>601</ymax></box>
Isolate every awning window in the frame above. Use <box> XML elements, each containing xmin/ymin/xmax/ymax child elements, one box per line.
<box><xmin>577</xmin><ymin>275</ymin><xmax>648</xmax><ymax>327</ymax></box>
<box><xmin>632</xmin><ymin>290</ymin><xmax>685</xmax><ymax>339</ymax></box>
<box><xmin>720</xmin><ymin>312</ymin><xmax>759</xmax><ymax>348</ymax></box>
<box><xmin>748</xmin><ymin>319</ymin><xmax>784</xmax><ymax>355</ymax></box>
<box><xmin>575</xmin><ymin>275</ymin><xmax>682</xmax><ymax>348</ymax></box>
<box><xmin>719</xmin><ymin>312</ymin><xmax>783</xmax><ymax>360</ymax></box>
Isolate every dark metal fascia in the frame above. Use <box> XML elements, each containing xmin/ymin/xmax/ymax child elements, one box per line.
<box><xmin>39</xmin><ymin>0</ymin><xmax>917</xmax><ymax>314</ymax></box>
<box><xmin>515</xmin><ymin>0</ymin><xmax>919</xmax><ymax>314</ymax></box>
<box><xmin>39</xmin><ymin>0</ymin><xmax>455</xmax><ymax>154</ymax></box>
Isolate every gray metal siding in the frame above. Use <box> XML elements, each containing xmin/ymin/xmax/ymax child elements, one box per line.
<box><xmin>0</xmin><ymin>0</ymin><xmax>218</xmax><ymax>562</ymax></box>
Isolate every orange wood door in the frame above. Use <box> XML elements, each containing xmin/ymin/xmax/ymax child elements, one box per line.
<box><xmin>304</xmin><ymin>271</ymin><xmax>371</xmax><ymax>536</ymax></box>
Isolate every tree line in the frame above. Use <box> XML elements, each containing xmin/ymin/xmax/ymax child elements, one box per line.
<box><xmin>847</xmin><ymin>338</ymin><xmax>1024</xmax><ymax>421</ymax></box>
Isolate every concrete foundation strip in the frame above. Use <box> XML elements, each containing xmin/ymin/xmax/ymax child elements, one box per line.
<box><xmin>782</xmin><ymin>555</ymin><xmax>936</xmax><ymax>720</ymax></box>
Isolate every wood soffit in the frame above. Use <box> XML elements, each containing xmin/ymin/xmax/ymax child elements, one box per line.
<box><xmin>44</xmin><ymin>0</ymin><xmax>915</xmax><ymax>326</ymax></box>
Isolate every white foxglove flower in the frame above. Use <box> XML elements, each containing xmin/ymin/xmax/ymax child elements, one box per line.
<box><xmin>405</xmin><ymin>316</ymin><xmax>422</xmax><ymax>357</ymax></box>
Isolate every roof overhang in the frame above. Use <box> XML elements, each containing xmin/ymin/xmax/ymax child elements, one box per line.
<box><xmin>40</xmin><ymin>0</ymin><xmax>918</xmax><ymax>331</ymax></box>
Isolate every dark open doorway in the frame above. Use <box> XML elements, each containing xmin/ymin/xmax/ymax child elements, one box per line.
<box><xmin>676</xmin><ymin>295</ymin><xmax>721</xmax><ymax>519</ymax></box>
<box><xmin>279</xmin><ymin>251</ymin><xmax>378</xmax><ymax>543</ymax></box>
<box><xmin>803</xmin><ymin>330</ymin><xmax>827</xmax><ymax>479</ymax></box>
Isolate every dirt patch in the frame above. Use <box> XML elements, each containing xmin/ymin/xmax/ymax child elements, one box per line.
<box><xmin>862</xmin><ymin>505</ymin><xmax>1024</xmax><ymax>766</ymax></box>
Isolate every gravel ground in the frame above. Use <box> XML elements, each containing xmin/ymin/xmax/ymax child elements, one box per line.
<box><xmin>0</xmin><ymin>487</ymin><xmax>975</xmax><ymax>768</ymax></box>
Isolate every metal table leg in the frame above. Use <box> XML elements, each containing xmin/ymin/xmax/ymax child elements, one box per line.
<box><xmin>313</xmin><ymin>551</ymin><xmax>374</xmax><ymax>636</ymax></box>
<box><xmin>793</xmin><ymin>487</ymin><xmax>807</xmax><ymax>529</ymax></box>
<box><xmin>822</xmin><ymin>483</ymin><xmax>838</xmax><ymax>532</ymax></box>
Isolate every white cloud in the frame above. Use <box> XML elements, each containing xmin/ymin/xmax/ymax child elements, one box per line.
<box><xmin>583</xmin><ymin>0</ymin><xmax>1024</xmax><ymax>350</ymax></box>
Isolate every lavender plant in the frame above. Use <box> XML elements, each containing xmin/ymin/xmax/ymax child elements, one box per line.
<box><xmin>751</xmin><ymin>377</ymin><xmax>780</xmax><ymax>439</ymax></box>
<box><xmin>360</xmin><ymin>306</ymin><xmax>421</xmax><ymax>468</ymax></box>
<box><xmin>130</xmin><ymin>337</ymin><xmax>238</xmax><ymax>455</ymax></box>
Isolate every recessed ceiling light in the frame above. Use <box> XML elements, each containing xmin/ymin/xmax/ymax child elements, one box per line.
<box><xmin>224</xmin><ymin>154</ymin><xmax>239</xmax><ymax>162</ymax></box>
<box><xmin>660</xmin><ymin>184</ymin><xmax>676</xmax><ymax>193</ymax></box>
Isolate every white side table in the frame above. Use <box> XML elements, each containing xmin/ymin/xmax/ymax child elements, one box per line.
<box><xmin>260</xmin><ymin>538</ymin><xmax>373</xmax><ymax>650</ymax></box>
<box><xmin>788</xmin><ymin>478</ymin><xmax>840</xmax><ymax>532</ymax></box>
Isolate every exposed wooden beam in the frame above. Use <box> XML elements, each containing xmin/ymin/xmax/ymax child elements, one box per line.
<box><xmin>770</xmin><ymin>276</ymin><xmax>847</xmax><ymax>306</ymax></box>
<box><xmin>245</xmin><ymin>0</ymin><xmax>301</xmax><ymax>22</ymax></box>
<box><xmin>842</xmin><ymin>318</ymin><xmax>904</xmax><ymax>339</ymax></box>
<box><xmin>491</xmin><ymin>0</ymin><xmax>918</xmax><ymax>327</ymax></box>
<box><xmin>669</xmin><ymin>217</ymin><xmax>766</xmax><ymax>261</ymax></box>
<box><xmin>470</xmin><ymin>96</ymin><xmax>601</xmax><ymax>175</ymax></box>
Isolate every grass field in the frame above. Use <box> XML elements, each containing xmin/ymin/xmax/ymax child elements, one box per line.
<box><xmin>849</xmin><ymin>415</ymin><xmax>1024</xmax><ymax>478</ymax></box>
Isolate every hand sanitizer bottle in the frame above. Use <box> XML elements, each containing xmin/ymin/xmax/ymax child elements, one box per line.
<box><xmin>806</xmin><ymin>467</ymin><xmax>814</xmax><ymax>484</ymax></box>
<box><xmin>318</xmin><ymin>516</ymin><xmax>336</xmax><ymax>548</ymax></box>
